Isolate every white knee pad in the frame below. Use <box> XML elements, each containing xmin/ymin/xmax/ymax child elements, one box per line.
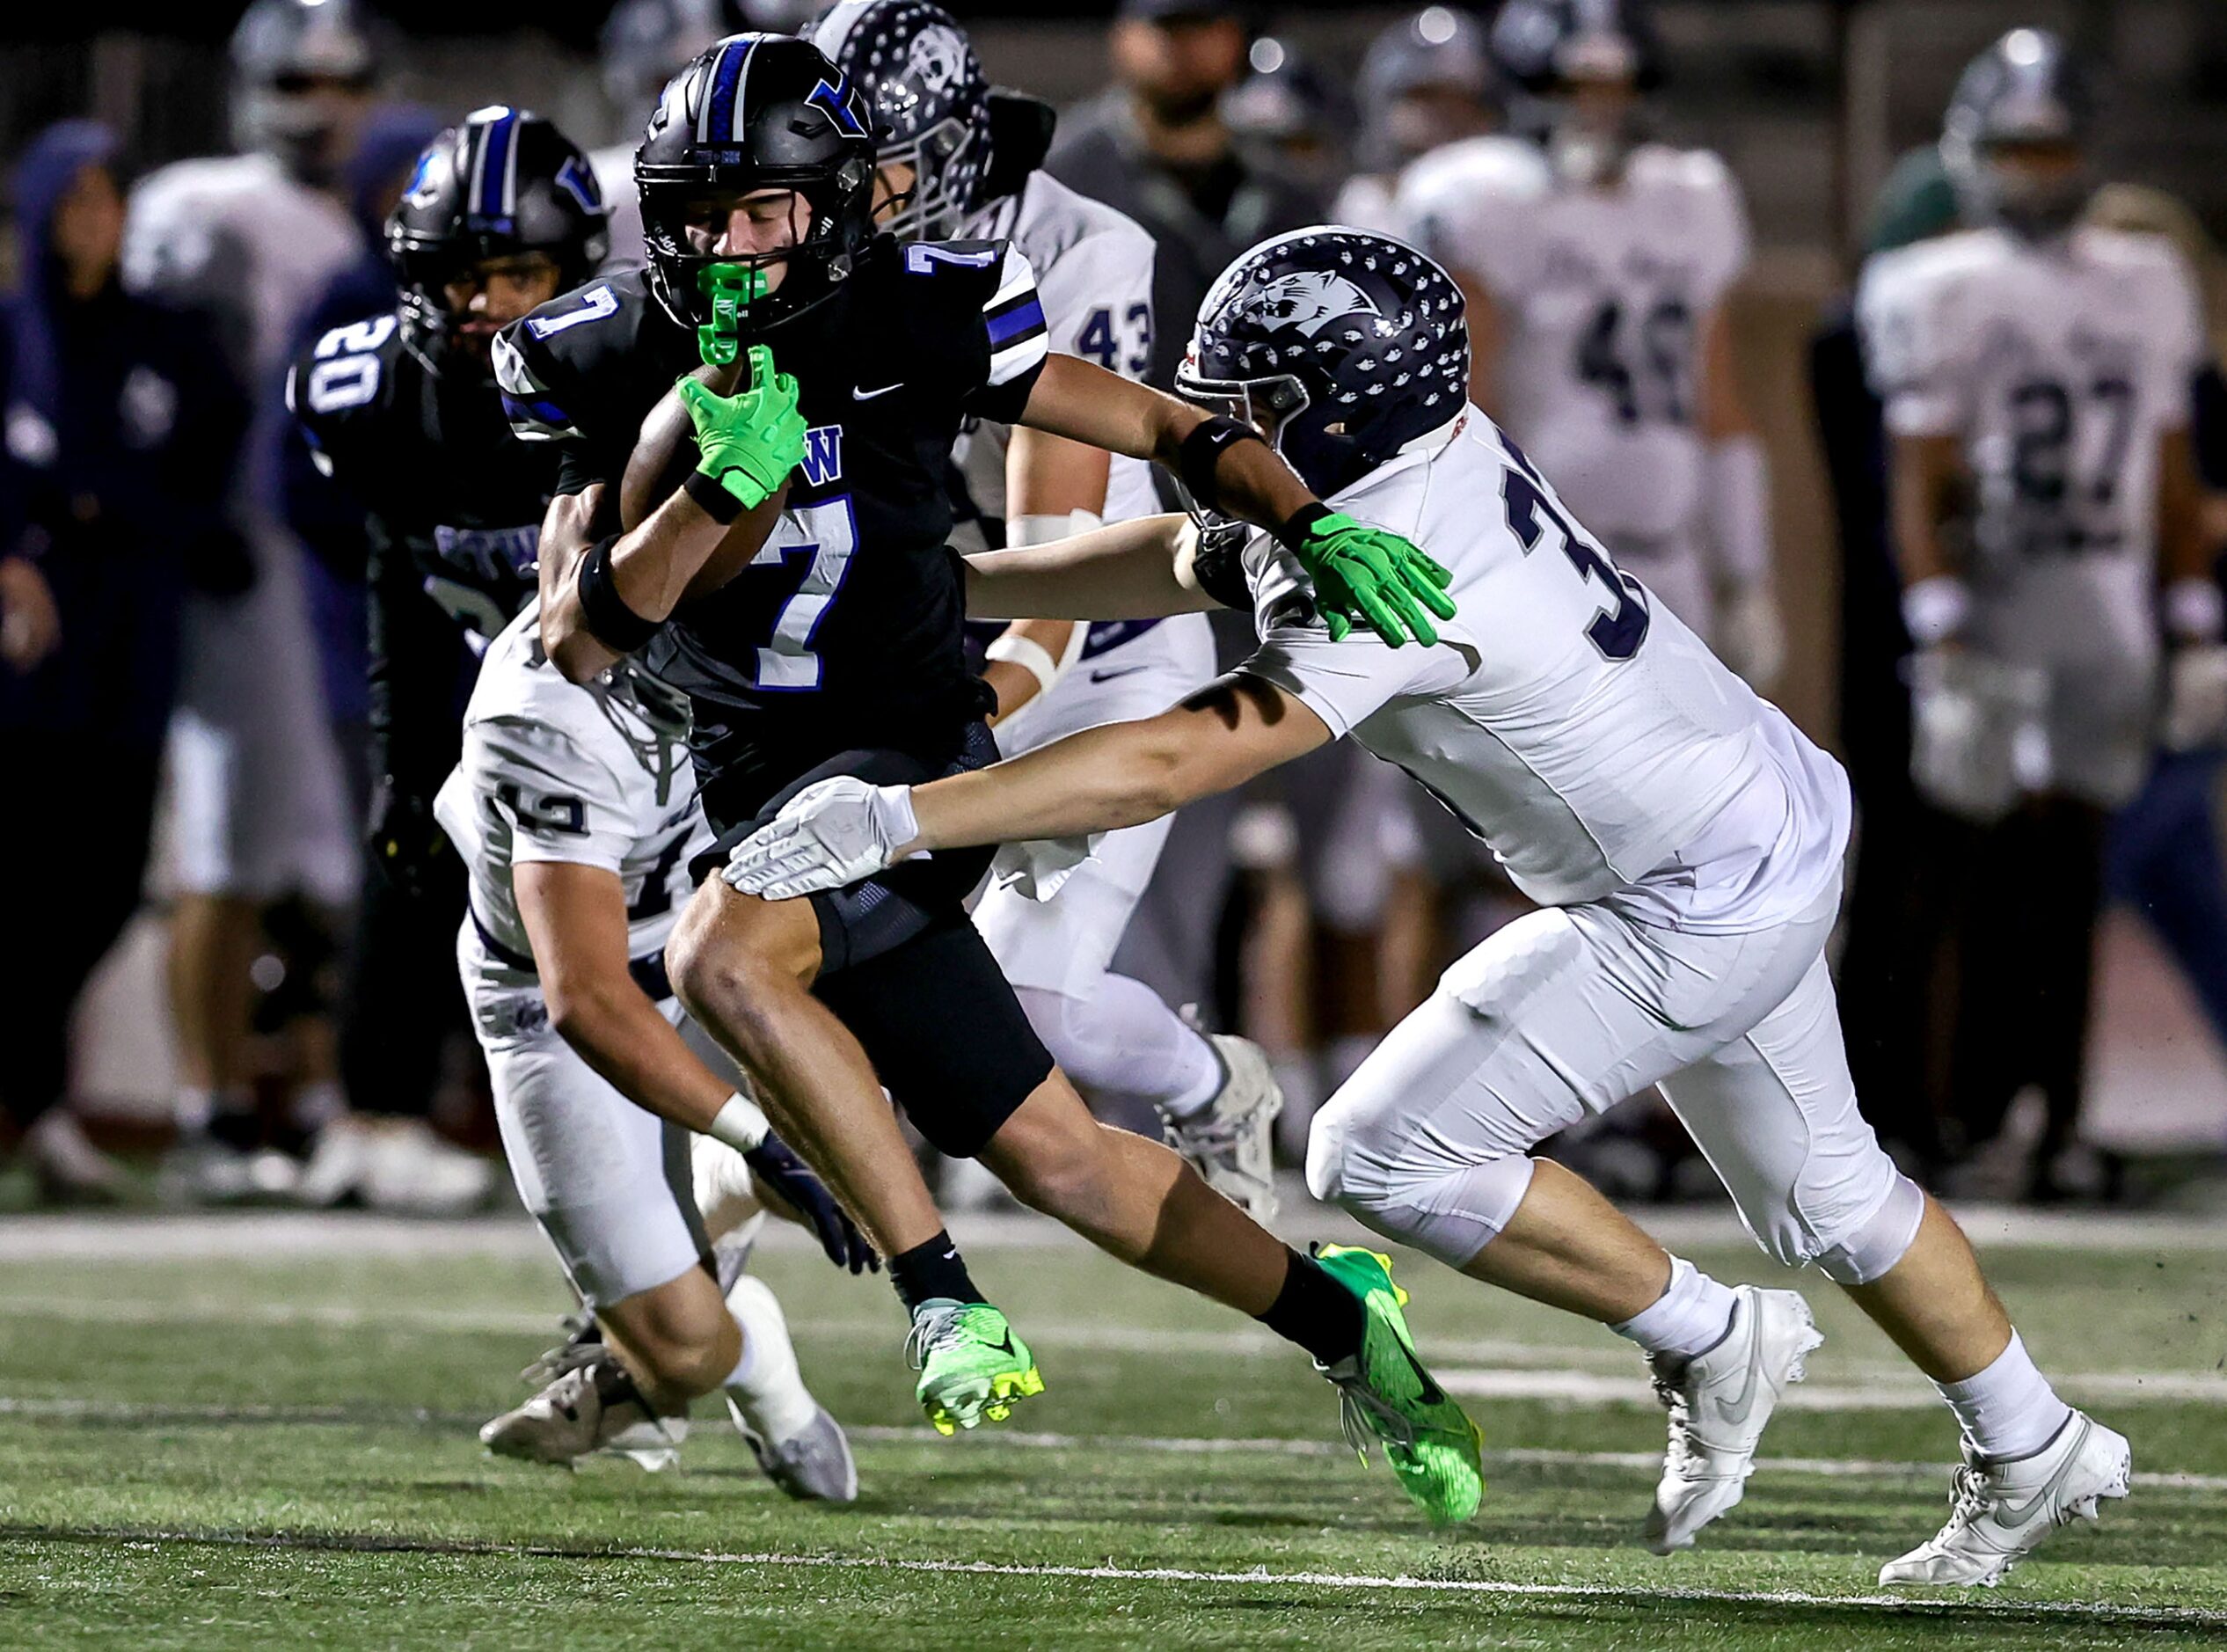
<box><xmin>1810</xmin><ymin>1171</ymin><xmax>1926</xmax><ymax>1285</ymax></box>
<box><xmin>1307</xmin><ymin>1086</ymin><xmax>1538</xmax><ymax>1269</ymax></box>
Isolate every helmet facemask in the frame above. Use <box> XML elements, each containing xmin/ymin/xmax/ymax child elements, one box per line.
<box><xmin>873</xmin><ymin>113</ymin><xmax>981</xmax><ymax>240</ymax></box>
<box><xmin>642</xmin><ymin>161</ymin><xmax>874</xmax><ymax>339</ymax></box>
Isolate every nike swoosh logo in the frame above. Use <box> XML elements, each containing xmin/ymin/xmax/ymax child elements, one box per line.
<box><xmin>1395</xmin><ymin>1336</ymin><xmax>1445</xmax><ymax>1407</ymax></box>
<box><xmin>1715</xmin><ymin>1341</ymin><xmax>1765</xmax><ymax>1427</ymax></box>
<box><xmin>852</xmin><ymin>382</ymin><xmax>904</xmax><ymax>401</ymax></box>
<box><xmin>1089</xmin><ymin>664</ymin><xmax>1149</xmax><ymax>683</ymax></box>
<box><xmin>1992</xmin><ymin>1419</ymin><xmax>2092</xmax><ymax>1527</ymax></box>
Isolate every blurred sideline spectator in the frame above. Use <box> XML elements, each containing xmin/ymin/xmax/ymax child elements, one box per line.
<box><xmin>0</xmin><ymin>122</ymin><xmax>250</xmax><ymax>1202</ymax></box>
<box><xmin>1814</xmin><ymin>146</ymin><xmax>1963</xmax><ymax>1173</ymax></box>
<box><xmin>2089</xmin><ymin>185</ymin><xmax>2227</xmax><ymax>1060</ymax></box>
<box><xmin>122</xmin><ymin>0</ymin><xmax>373</xmax><ymax>1202</ymax></box>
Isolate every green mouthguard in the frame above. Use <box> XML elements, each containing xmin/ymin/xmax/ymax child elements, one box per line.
<box><xmin>696</xmin><ymin>262</ymin><xmax>771</xmax><ymax>368</ymax></box>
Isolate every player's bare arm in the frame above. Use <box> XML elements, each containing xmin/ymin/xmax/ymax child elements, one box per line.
<box><xmin>1015</xmin><ymin>353</ymin><xmax>1457</xmax><ymax>647</ymax></box>
<box><xmin>1889</xmin><ymin>430</ymin><xmax>1969</xmax><ymax>640</ymax></box>
<box><xmin>540</xmin><ymin>343</ymin><xmax>805</xmax><ymax>682</ymax></box>
<box><xmin>977</xmin><ymin>424</ymin><xmax>1108</xmax><ymax>723</ymax></box>
<box><xmin>511</xmin><ymin>859</ymin><xmax>738</xmax><ymax>1136</ymax></box>
<box><xmin>727</xmin><ymin>678</ymin><xmax>1333</xmax><ymax>903</ymax></box>
<box><xmin>961</xmin><ymin>513</ymin><xmax>1216</xmax><ymax>622</ymax></box>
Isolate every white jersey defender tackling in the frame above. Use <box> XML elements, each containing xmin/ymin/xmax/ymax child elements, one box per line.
<box><xmin>436</xmin><ymin>603</ymin><xmax>865</xmax><ymax>1499</ymax></box>
<box><xmin>812</xmin><ymin>0</ymin><xmax>1280</xmax><ymax>1214</ymax></box>
<box><xmin>727</xmin><ymin>227</ymin><xmax>2130</xmax><ymax>1585</ymax></box>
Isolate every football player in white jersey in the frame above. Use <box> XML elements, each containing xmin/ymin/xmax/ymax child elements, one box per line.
<box><xmin>729</xmin><ymin>229</ymin><xmax>2131</xmax><ymax>1587</ymax></box>
<box><xmin>1859</xmin><ymin>29</ymin><xmax>2219</xmax><ymax>1186</ymax></box>
<box><xmin>125</xmin><ymin>0</ymin><xmax>370</xmax><ymax>1198</ymax></box>
<box><xmin>438</xmin><ymin>603</ymin><xmax>865</xmax><ymax>1498</ymax></box>
<box><xmin>1396</xmin><ymin>0</ymin><xmax>1784</xmax><ymax>691</ymax></box>
<box><xmin>812</xmin><ymin>0</ymin><xmax>1282</xmax><ymax>1216</ymax></box>
<box><xmin>1331</xmin><ymin>6</ymin><xmax>1500</xmax><ymax>236</ymax></box>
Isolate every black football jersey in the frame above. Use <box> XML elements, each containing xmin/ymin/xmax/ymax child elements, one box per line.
<box><xmin>493</xmin><ymin>234</ymin><xmax>1050</xmax><ymax>827</ymax></box>
<box><xmin>288</xmin><ymin>313</ymin><xmax>557</xmax><ymax>791</ymax></box>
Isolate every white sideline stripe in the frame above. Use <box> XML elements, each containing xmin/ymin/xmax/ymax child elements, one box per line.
<box><xmin>3</xmin><ymin>1200</ymin><xmax>2226</xmax><ymax>1261</ymax></box>
<box><xmin>33</xmin><ymin>1525</ymin><xmax>2227</xmax><ymax>1626</ymax></box>
<box><xmin>4</xmin><ymin>1396</ymin><xmax>2223</xmax><ymax>1495</ymax></box>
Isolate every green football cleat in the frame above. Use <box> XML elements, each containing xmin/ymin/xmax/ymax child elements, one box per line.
<box><xmin>1313</xmin><ymin>1243</ymin><xmax>1486</xmax><ymax>1524</ymax></box>
<box><xmin>905</xmin><ymin>1299</ymin><xmax>1045</xmax><ymax>1436</ymax></box>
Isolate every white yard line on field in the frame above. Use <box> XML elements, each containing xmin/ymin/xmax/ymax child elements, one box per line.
<box><xmin>8</xmin><ymin>1522</ymin><xmax>2225</xmax><ymax>1627</ymax></box>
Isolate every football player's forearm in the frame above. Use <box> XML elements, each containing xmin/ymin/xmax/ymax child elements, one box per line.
<box><xmin>964</xmin><ymin>514</ymin><xmax>1204</xmax><ymax>619</ymax></box>
<box><xmin>1889</xmin><ymin>437</ymin><xmax>1960</xmax><ymax>586</ymax></box>
<box><xmin>542</xmin><ymin>485</ymin><xmax>728</xmax><ymax>683</ymax></box>
<box><xmin>545</xmin><ymin>975</ymin><xmax>734</xmax><ymax>1136</ymax></box>
<box><xmin>2159</xmin><ymin>427</ymin><xmax>2209</xmax><ymax>587</ymax></box>
<box><xmin>911</xmin><ymin>720</ymin><xmax>1206</xmax><ymax>852</ymax></box>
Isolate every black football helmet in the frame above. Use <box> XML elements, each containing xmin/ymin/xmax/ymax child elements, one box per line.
<box><xmin>1223</xmin><ymin>37</ymin><xmax>1354</xmax><ymax>190</ymax></box>
<box><xmin>1354</xmin><ymin>7</ymin><xmax>1500</xmax><ymax>175</ymax></box>
<box><xmin>387</xmin><ymin>107</ymin><xmax>611</xmax><ymax>377</ymax></box>
<box><xmin>229</xmin><ymin>0</ymin><xmax>378</xmax><ymax>183</ymax></box>
<box><xmin>1941</xmin><ymin>27</ymin><xmax>2096</xmax><ymax>240</ymax></box>
<box><xmin>810</xmin><ymin>1</ymin><xmax>995</xmax><ymax>241</ymax></box>
<box><xmin>636</xmin><ymin>33</ymin><xmax>879</xmax><ymax>337</ymax></box>
<box><xmin>1179</xmin><ymin>228</ymin><xmax>1470</xmax><ymax>501</ymax></box>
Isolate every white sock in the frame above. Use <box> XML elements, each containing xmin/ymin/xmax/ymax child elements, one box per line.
<box><xmin>721</xmin><ymin>1275</ymin><xmax>817</xmax><ymax>1444</ymax></box>
<box><xmin>1937</xmin><ymin>1331</ymin><xmax>2072</xmax><ymax>1462</ymax></box>
<box><xmin>1610</xmin><ymin>1256</ymin><xmax>1739</xmax><ymax>1361</ymax></box>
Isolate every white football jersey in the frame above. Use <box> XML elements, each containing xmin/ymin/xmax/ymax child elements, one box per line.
<box><xmin>950</xmin><ymin>170</ymin><xmax>1161</xmax><ymax>541</ymax></box>
<box><xmin>435</xmin><ymin>604</ymin><xmax>711</xmax><ymax>986</ymax></box>
<box><xmin>125</xmin><ymin>153</ymin><xmax>361</xmax><ymax>391</ymax></box>
<box><xmin>1397</xmin><ymin>137</ymin><xmax>1749</xmax><ymax>545</ymax></box>
<box><xmin>1231</xmin><ymin>406</ymin><xmax>1848</xmax><ymax>933</ymax></box>
<box><xmin>1859</xmin><ymin>225</ymin><xmax>2203</xmax><ymax>804</ymax></box>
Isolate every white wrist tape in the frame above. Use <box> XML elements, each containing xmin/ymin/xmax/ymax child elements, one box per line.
<box><xmin>1705</xmin><ymin>435</ymin><xmax>1772</xmax><ymax>585</ymax></box>
<box><xmin>2166</xmin><ymin>577</ymin><xmax>2225</xmax><ymax>643</ymax></box>
<box><xmin>1902</xmin><ymin>574</ymin><xmax>1972</xmax><ymax>647</ymax></box>
<box><xmin>707</xmin><ymin>1092</ymin><xmax>770</xmax><ymax>1152</ymax></box>
<box><xmin>984</xmin><ymin>633</ymin><xmax>1062</xmax><ymax>698</ymax></box>
<box><xmin>1007</xmin><ymin>508</ymin><xmax>1103</xmax><ymax>548</ymax></box>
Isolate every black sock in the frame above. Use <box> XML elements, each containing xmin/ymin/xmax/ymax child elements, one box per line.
<box><xmin>887</xmin><ymin>1229</ymin><xmax>986</xmax><ymax>1313</ymax></box>
<box><xmin>1256</xmin><ymin>1248</ymin><xmax>1366</xmax><ymax>1367</ymax></box>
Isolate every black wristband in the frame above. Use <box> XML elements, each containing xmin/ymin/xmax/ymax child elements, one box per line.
<box><xmin>575</xmin><ymin>535</ymin><xmax>665</xmax><ymax>655</ymax></box>
<box><xmin>682</xmin><ymin>468</ymin><xmax>745</xmax><ymax>525</ymax></box>
<box><xmin>1273</xmin><ymin>500</ymin><xmax>1334</xmax><ymax>553</ymax></box>
<box><xmin>1177</xmin><ymin>415</ymin><xmax>1268</xmax><ymax>510</ymax></box>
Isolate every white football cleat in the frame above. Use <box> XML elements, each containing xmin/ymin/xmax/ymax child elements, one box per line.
<box><xmin>1880</xmin><ymin>1411</ymin><xmax>2130</xmax><ymax>1587</ymax></box>
<box><xmin>1158</xmin><ymin>1030</ymin><xmax>1284</xmax><ymax>1221</ymax></box>
<box><xmin>1644</xmin><ymin>1285</ymin><xmax>1822</xmax><ymax>1554</ymax></box>
<box><xmin>721</xmin><ymin>1274</ymin><xmax>858</xmax><ymax>1502</ymax></box>
<box><xmin>479</xmin><ymin>1352</ymin><xmax>683</xmax><ymax>1471</ymax></box>
<box><xmin>739</xmin><ymin>1404</ymin><xmax>858</xmax><ymax>1504</ymax></box>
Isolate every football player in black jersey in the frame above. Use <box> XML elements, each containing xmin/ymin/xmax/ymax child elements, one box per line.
<box><xmin>500</xmin><ymin>33</ymin><xmax>1481</xmax><ymax>1522</ymax></box>
<box><xmin>293</xmin><ymin>106</ymin><xmax>869</xmax><ymax>1496</ymax></box>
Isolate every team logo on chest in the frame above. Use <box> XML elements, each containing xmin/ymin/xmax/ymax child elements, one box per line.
<box><xmin>1250</xmin><ymin>272</ymin><xmax>1382</xmax><ymax>339</ymax></box>
<box><xmin>800</xmin><ymin>425</ymin><xmax>843</xmax><ymax>487</ymax></box>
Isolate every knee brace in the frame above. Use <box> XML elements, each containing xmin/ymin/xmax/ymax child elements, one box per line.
<box><xmin>1306</xmin><ymin>1091</ymin><xmax>1538</xmax><ymax>1270</ymax></box>
<box><xmin>1810</xmin><ymin>1170</ymin><xmax>1926</xmax><ymax>1285</ymax></box>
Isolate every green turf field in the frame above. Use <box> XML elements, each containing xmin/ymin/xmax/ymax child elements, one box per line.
<box><xmin>1</xmin><ymin>1206</ymin><xmax>2223</xmax><ymax>1649</ymax></box>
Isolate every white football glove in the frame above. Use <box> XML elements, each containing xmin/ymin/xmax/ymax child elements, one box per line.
<box><xmin>2164</xmin><ymin>644</ymin><xmax>2227</xmax><ymax>752</ymax></box>
<box><xmin>1907</xmin><ymin>647</ymin><xmax>2051</xmax><ymax>824</ymax></box>
<box><xmin>1715</xmin><ymin>582</ymin><xmax>1786</xmax><ymax>693</ymax></box>
<box><xmin>723</xmin><ymin>778</ymin><xmax>919</xmax><ymax>900</ymax></box>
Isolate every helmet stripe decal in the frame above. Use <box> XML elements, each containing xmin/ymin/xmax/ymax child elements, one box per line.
<box><xmin>701</xmin><ymin>36</ymin><xmax>757</xmax><ymax>145</ymax></box>
<box><xmin>475</xmin><ymin>106</ymin><xmax>516</xmax><ymax>221</ymax></box>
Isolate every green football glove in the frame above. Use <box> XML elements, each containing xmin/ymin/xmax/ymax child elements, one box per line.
<box><xmin>696</xmin><ymin>261</ymin><xmax>770</xmax><ymax>368</ymax></box>
<box><xmin>677</xmin><ymin>343</ymin><xmax>807</xmax><ymax>513</ymax></box>
<box><xmin>1289</xmin><ymin>509</ymin><xmax>1457</xmax><ymax>647</ymax></box>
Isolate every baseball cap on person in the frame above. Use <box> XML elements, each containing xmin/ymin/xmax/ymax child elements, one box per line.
<box><xmin>1118</xmin><ymin>0</ymin><xmax>1242</xmax><ymax>22</ymax></box>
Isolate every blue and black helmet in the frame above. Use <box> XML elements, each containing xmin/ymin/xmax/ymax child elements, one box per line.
<box><xmin>635</xmin><ymin>32</ymin><xmax>879</xmax><ymax>336</ymax></box>
<box><xmin>1179</xmin><ymin>228</ymin><xmax>1470</xmax><ymax>501</ymax></box>
<box><xmin>387</xmin><ymin>106</ymin><xmax>610</xmax><ymax>376</ymax></box>
<box><xmin>811</xmin><ymin>1</ymin><xmax>996</xmax><ymax>241</ymax></box>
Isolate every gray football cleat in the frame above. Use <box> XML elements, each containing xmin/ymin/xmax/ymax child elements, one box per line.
<box><xmin>736</xmin><ymin>1403</ymin><xmax>858</xmax><ymax>1504</ymax></box>
<box><xmin>1158</xmin><ymin>1028</ymin><xmax>1284</xmax><ymax>1221</ymax></box>
<box><xmin>1644</xmin><ymin>1285</ymin><xmax>1822</xmax><ymax>1553</ymax></box>
<box><xmin>1880</xmin><ymin>1411</ymin><xmax>2131</xmax><ymax>1587</ymax></box>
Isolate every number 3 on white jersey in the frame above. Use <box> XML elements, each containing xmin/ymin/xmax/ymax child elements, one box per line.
<box><xmin>752</xmin><ymin>496</ymin><xmax>858</xmax><ymax>690</ymax></box>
